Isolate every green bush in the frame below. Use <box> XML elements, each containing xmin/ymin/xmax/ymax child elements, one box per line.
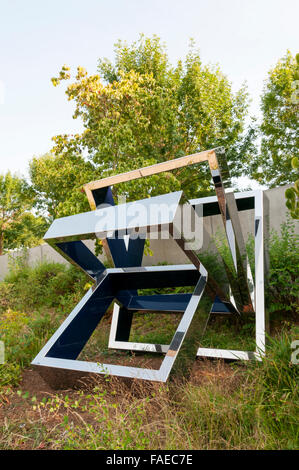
<box><xmin>3</xmin><ymin>258</ymin><xmax>88</xmax><ymax>312</ymax></box>
<box><xmin>267</xmin><ymin>219</ymin><xmax>299</xmax><ymax>317</ymax></box>
<box><xmin>0</xmin><ymin>308</ymin><xmax>63</xmax><ymax>386</ymax></box>
<box><xmin>246</xmin><ymin>326</ymin><xmax>299</xmax><ymax>448</ymax></box>
<box><xmin>0</xmin><ymin>259</ymin><xmax>89</xmax><ymax>386</ymax></box>
<box><xmin>199</xmin><ymin>218</ymin><xmax>298</xmax><ymax>318</ymax></box>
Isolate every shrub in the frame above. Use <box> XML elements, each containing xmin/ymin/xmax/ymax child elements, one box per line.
<box><xmin>246</xmin><ymin>326</ymin><xmax>299</xmax><ymax>448</ymax></box>
<box><xmin>0</xmin><ymin>258</ymin><xmax>90</xmax><ymax>386</ymax></box>
<box><xmin>0</xmin><ymin>308</ymin><xmax>63</xmax><ymax>386</ymax></box>
<box><xmin>267</xmin><ymin>218</ymin><xmax>299</xmax><ymax>317</ymax></box>
<box><xmin>3</xmin><ymin>258</ymin><xmax>88</xmax><ymax>312</ymax></box>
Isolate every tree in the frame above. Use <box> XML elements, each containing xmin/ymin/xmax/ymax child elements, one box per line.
<box><xmin>4</xmin><ymin>212</ymin><xmax>47</xmax><ymax>251</ymax></box>
<box><xmin>0</xmin><ymin>172</ymin><xmax>42</xmax><ymax>255</ymax></box>
<box><xmin>51</xmin><ymin>35</ymin><xmax>253</xmax><ymax>203</ymax></box>
<box><xmin>251</xmin><ymin>51</ymin><xmax>299</xmax><ymax>187</ymax></box>
<box><xmin>29</xmin><ymin>152</ymin><xmax>95</xmax><ymax>219</ymax></box>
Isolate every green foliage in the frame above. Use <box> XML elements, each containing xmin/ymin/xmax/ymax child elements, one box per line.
<box><xmin>200</xmin><ymin>315</ymin><xmax>256</xmax><ymax>351</ymax></box>
<box><xmin>199</xmin><ymin>218</ymin><xmax>298</xmax><ymax>319</ymax></box>
<box><xmin>0</xmin><ymin>172</ymin><xmax>43</xmax><ymax>254</ymax></box>
<box><xmin>251</xmin><ymin>51</ymin><xmax>299</xmax><ymax>187</ymax></box>
<box><xmin>198</xmin><ymin>231</ymin><xmax>256</xmax><ymax>290</ymax></box>
<box><xmin>52</xmin><ymin>391</ymin><xmax>157</xmax><ymax>450</ymax></box>
<box><xmin>181</xmin><ymin>327</ymin><xmax>299</xmax><ymax>449</ymax></box>
<box><xmin>0</xmin><ymin>362</ymin><xmax>21</xmax><ymax>388</ymax></box>
<box><xmin>0</xmin><ymin>310</ymin><xmax>33</xmax><ymax>385</ymax></box>
<box><xmin>0</xmin><ymin>308</ymin><xmax>66</xmax><ymax>387</ymax></box>
<box><xmin>196</xmin><ymin>249</ymin><xmax>229</xmax><ymax>286</ymax></box>
<box><xmin>2</xmin><ymin>327</ymin><xmax>297</xmax><ymax>450</ymax></box>
<box><xmin>254</xmin><ymin>328</ymin><xmax>298</xmax><ymax>397</ymax></box>
<box><xmin>51</xmin><ymin>64</ymin><xmax>71</xmax><ymax>87</ymax></box>
<box><xmin>3</xmin><ymin>257</ymin><xmax>88</xmax><ymax>312</ymax></box>
<box><xmin>246</xmin><ymin>326</ymin><xmax>299</xmax><ymax>448</ymax></box>
<box><xmin>4</xmin><ymin>213</ymin><xmax>47</xmax><ymax>251</ymax></box>
<box><xmin>29</xmin><ymin>152</ymin><xmax>95</xmax><ymax>219</ymax></box>
<box><xmin>129</xmin><ymin>312</ymin><xmax>181</xmax><ymax>346</ymax></box>
<box><xmin>267</xmin><ymin>218</ymin><xmax>299</xmax><ymax>316</ymax></box>
<box><xmin>50</xmin><ymin>35</ymin><xmax>253</xmax><ymax>203</ymax></box>
<box><xmin>0</xmin><ymin>259</ymin><xmax>89</xmax><ymax>386</ymax></box>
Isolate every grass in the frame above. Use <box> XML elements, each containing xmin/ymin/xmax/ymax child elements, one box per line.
<box><xmin>0</xmin><ymin>327</ymin><xmax>298</xmax><ymax>450</ymax></box>
<box><xmin>0</xmin><ymin>221</ymin><xmax>298</xmax><ymax>450</ymax></box>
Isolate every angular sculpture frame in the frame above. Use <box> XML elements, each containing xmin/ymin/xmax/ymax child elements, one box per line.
<box><xmin>108</xmin><ymin>189</ymin><xmax>269</xmax><ymax>361</ymax></box>
<box><xmin>32</xmin><ymin>147</ymin><xmax>269</xmax><ymax>386</ymax></box>
<box><xmin>32</xmin><ymin>264</ymin><xmax>208</xmax><ymax>383</ymax></box>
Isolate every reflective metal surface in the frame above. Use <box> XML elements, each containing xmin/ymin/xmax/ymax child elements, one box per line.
<box><xmin>107</xmin><ymin>190</ymin><xmax>268</xmax><ymax>362</ymax></box>
<box><xmin>32</xmin><ymin>265</ymin><xmax>206</xmax><ymax>383</ymax></box>
<box><xmin>32</xmin><ymin>147</ymin><xmax>268</xmax><ymax>387</ymax></box>
<box><xmin>208</xmin><ymin>148</ymin><xmax>255</xmax><ymax>312</ymax></box>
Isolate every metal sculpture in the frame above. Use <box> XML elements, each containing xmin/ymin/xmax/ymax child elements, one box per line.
<box><xmin>32</xmin><ymin>147</ymin><xmax>268</xmax><ymax>387</ymax></box>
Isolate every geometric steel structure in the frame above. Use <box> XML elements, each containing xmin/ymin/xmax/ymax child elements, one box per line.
<box><xmin>32</xmin><ymin>147</ymin><xmax>269</xmax><ymax>387</ymax></box>
<box><xmin>108</xmin><ymin>190</ymin><xmax>268</xmax><ymax>361</ymax></box>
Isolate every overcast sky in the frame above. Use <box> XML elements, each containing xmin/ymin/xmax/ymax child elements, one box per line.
<box><xmin>0</xmin><ymin>0</ymin><xmax>298</xmax><ymax>179</ymax></box>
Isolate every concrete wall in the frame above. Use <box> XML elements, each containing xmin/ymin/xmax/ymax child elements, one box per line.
<box><xmin>0</xmin><ymin>185</ymin><xmax>298</xmax><ymax>280</ymax></box>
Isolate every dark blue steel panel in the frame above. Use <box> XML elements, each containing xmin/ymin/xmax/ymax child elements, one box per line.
<box><xmin>46</xmin><ymin>274</ymin><xmax>115</xmax><ymax>360</ymax></box>
<box><xmin>92</xmin><ymin>187</ymin><xmax>114</xmax><ymax>207</ymax></box>
<box><xmin>192</xmin><ymin>196</ymin><xmax>255</xmax><ymax>217</ymax></box>
<box><xmin>125</xmin><ymin>294</ymin><xmax>192</xmax><ymax>312</ymax></box>
<box><xmin>114</xmin><ymin>306</ymin><xmax>133</xmax><ymax>341</ymax></box>
<box><xmin>108</xmin><ymin>236</ymin><xmax>145</xmax><ymax>268</ymax></box>
<box><xmin>210</xmin><ymin>296</ymin><xmax>237</xmax><ymax>314</ymax></box>
<box><xmin>93</xmin><ymin>185</ymin><xmax>145</xmax><ymax>348</ymax></box>
<box><xmin>113</xmin><ymin>269</ymin><xmax>200</xmax><ymax>291</ymax></box>
<box><xmin>92</xmin><ymin>186</ymin><xmax>145</xmax><ymax>268</ymax></box>
<box><xmin>56</xmin><ymin>240</ymin><xmax>106</xmax><ymax>278</ymax></box>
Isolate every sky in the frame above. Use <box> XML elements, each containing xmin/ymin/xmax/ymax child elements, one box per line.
<box><xmin>0</xmin><ymin>0</ymin><xmax>298</xmax><ymax>180</ymax></box>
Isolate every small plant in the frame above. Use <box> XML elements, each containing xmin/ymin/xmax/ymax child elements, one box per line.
<box><xmin>267</xmin><ymin>218</ymin><xmax>299</xmax><ymax>317</ymax></box>
<box><xmin>247</xmin><ymin>326</ymin><xmax>299</xmax><ymax>448</ymax></box>
<box><xmin>0</xmin><ymin>308</ymin><xmax>62</xmax><ymax>386</ymax></box>
<box><xmin>3</xmin><ymin>260</ymin><xmax>88</xmax><ymax>311</ymax></box>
